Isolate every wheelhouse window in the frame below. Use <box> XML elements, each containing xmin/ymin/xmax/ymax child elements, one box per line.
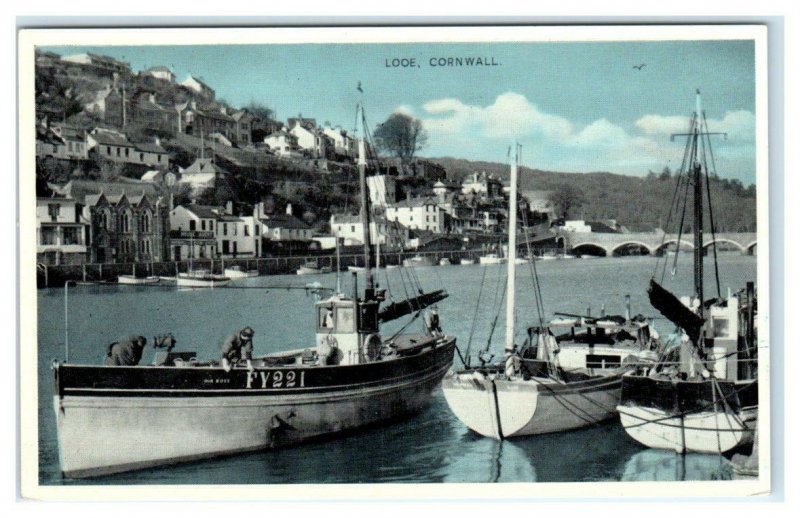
<box><xmin>336</xmin><ymin>307</ymin><xmax>355</xmax><ymax>333</ymax></box>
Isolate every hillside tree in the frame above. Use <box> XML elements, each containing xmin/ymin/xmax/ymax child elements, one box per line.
<box><xmin>373</xmin><ymin>112</ymin><xmax>428</xmax><ymax>165</ymax></box>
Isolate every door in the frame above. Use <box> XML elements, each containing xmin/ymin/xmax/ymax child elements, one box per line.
<box><xmin>173</xmin><ymin>245</ymin><xmax>181</xmax><ymax>261</ymax></box>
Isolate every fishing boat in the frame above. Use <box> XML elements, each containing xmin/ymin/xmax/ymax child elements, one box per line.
<box><xmin>442</xmin><ymin>144</ymin><xmax>656</xmax><ymax>440</ymax></box>
<box><xmin>616</xmin><ymin>91</ymin><xmax>758</xmax><ymax>455</ymax></box>
<box><xmin>439</xmin><ymin>258</ymin><xmax>451</xmax><ymax>266</ymax></box>
<box><xmin>296</xmin><ymin>260</ymin><xmax>332</xmax><ymax>275</ymax></box>
<box><xmin>117</xmin><ymin>275</ymin><xmax>160</xmax><ymax>285</ymax></box>
<box><xmin>51</xmin><ymin>97</ymin><xmax>456</xmax><ymax>479</ymax></box>
<box><xmin>224</xmin><ymin>265</ymin><xmax>259</xmax><ymax>279</ymax></box>
<box><xmin>460</xmin><ymin>257</ymin><xmax>476</xmax><ymax>265</ymax></box>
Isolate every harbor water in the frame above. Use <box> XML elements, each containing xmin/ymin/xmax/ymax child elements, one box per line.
<box><xmin>37</xmin><ymin>254</ymin><xmax>757</xmax><ymax>485</ymax></box>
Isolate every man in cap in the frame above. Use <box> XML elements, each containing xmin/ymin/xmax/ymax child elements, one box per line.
<box><xmin>221</xmin><ymin>327</ymin><xmax>255</xmax><ymax>372</ymax></box>
<box><xmin>105</xmin><ymin>335</ymin><xmax>147</xmax><ymax>366</ymax></box>
<box><xmin>424</xmin><ymin>306</ymin><xmax>442</xmax><ymax>337</ymax></box>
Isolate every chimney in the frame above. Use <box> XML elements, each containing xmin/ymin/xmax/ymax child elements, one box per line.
<box><xmin>226</xmin><ymin>201</ymin><xmax>233</xmax><ymax>215</ymax></box>
<box><xmin>154</xmin><ymin>136</ymin><xmax>161</xmax><ymax>146</ymax></box>
<box><xmin>286</xmin><ymin>203</ymin><xmax>293</xmax><ymax>216</ymax></box>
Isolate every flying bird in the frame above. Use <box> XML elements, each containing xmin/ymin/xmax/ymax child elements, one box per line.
<box><xmin>633</xmin><ymin>63</ymin><xmax>646</xmax><ymax>70</ymax></box>
<box><xmin>357</xmin><ymin>81</ymin><xmax>363</xmax><ymax>93</ymax></box>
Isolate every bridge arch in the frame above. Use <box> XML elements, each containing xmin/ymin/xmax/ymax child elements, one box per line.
<box><xmin>572</xmin><ymin>243</ymin><xmax>608</xmax><ymax>257</ymax></box>
<box><xmin>745</xmin><ymin>241</ymin><xmax>757</xmax><ymax>255</ymax></box>
<box><xmin>610</xmin><ymin>241</ymin><xmax>654</xmax><ymax>257</ymax></box>
<box><xmin>654</xmin><ymin>239</ymin><xmax>695</xmax><ymax>256</ymax></box>
<box><xmin>702</xmin><ymin>238</ymin><xmax>746</xmax><ymax>253</ymax></box>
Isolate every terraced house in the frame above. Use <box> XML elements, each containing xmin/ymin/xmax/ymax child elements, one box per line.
<box><xmin>87</xmin><ymin>128</ymin><xmax>170</xmax><ymax>169</ymax></box>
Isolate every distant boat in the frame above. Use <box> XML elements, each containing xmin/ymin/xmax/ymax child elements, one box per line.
<box><xmin>403</xmin><ymin>255</ymin><xmax>435</xmax><ymax>267</ymax></box>
<box><xmin>479</xmin><ymin>253</ymin><xmax>505</xmax><ymax>265</ymax></box>
<box><xmin>297</xmin><ymin>261</ymin><xmax>332</xmax><ymax>275</ymax></box>
<box><xmin>439</xmin><ymin>258</ymin><xmax>451</xmax><ymax>266</ymax></box>
<box><xmin>459</xmin><ymin>258</ymin><xmax>476</xmax><ymax>265</ymax></box>
<box><xmin>117</xmin><ymin>275</ymin><xmax>160</xmax><ymax>285</ymax></box>
<box><xmin>224</xmin><ymin>266</ymin><xmax>259</xmax><ymax>279</ymax></box>
<box><xmin>177</xmin><ymin>271</ymin><xmax>231</xmax><ymax>288</ymax></box>
<box><xmin>347</xmin><ymin>265</ymin><xmax>365</xmax><ymax>272</ymax></box>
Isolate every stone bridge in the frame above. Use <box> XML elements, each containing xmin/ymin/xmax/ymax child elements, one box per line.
<box><xmin>559</xmin><ymin>231</ymin><xmax>757</xmax><ymax>257</ymax></box>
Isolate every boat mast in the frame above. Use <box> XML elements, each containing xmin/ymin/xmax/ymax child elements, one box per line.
<box><xmin>505</xmin><ymin>144</ymin><xmax>519</xmax><ymax>354</ymax></box>
<box><xmin>356</xmin><ymin>104</ymin><xmax>375</xmax><ymax>297</ymax></box>
<box><xmin>692</xmin><ymin>90</ymin><xmax>704</xmax><ymax>318</ymax></box>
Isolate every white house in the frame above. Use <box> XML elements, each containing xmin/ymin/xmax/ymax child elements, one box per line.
<box><xmin>181</xmin><ymin>75</ymin><xmax>216</xmax><ymax>100</ymax></box>
<box><xmin>87</xmin><ymin>128</ymin><xmax>170</xmax><ymax>169</ymax></box>
<box><xmin>385</xmin><ymin>196</ymin><xmax>447</xmax><ymax>234</ymax></box>
<box><xmin>563</xmin><ymin>220</ymin><xmax>592</xmax><ymax>233</ymax></box>
<box><xmin>61</xmin><ymin>53</ymin><xmax>131</xmax><ymax>76</ymax></box>
<box><xmin>178</xmin><ymin>158</ymin><xmax>224</xmax><ymax>193</ymax></box>
<box><xmin>322</xmin><ymin>126</ymin><xmax>357</xmax><ymax>159</ymax></box>
<box><xmin>461</xmin><ymin>171</ymin><xmax>503</xmax><ymax>198</ymax></box>
<box><xmin>289</xmin><ymin>123</ymin><xmax>329</xmax><ymax>158</ymax></box>
<box><xmin>330</xmin><ymin>214</ymin><xmax>408</xmax><ymax>248</ymax></box>
<box><xmin>264</xmin><ymin>130</ymin><xmax>301</xmax><ymax>158</ymax></box>
<box><xmin>366</xmin><ymin>175</ymin><xmax>397</xmax><ymax>209</ymax></box>
<box><xmin>143</xmin><ymin>65</ymin><xmax>175</xmax><ymax>83</ymax></box>
<box><xmin>256</xmin><ymin>203</ymin><xmax>313</xmax><ymax>242</ymax></box>
<box><xmin>36</xmin><ymin>196</ymin><xmax>90</xmax><ymax>265</ymax></box>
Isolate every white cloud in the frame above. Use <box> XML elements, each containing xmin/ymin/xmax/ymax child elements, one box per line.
<box><xmin>400</xmin><ymin>92</ymin><xmax>754</xmax><ymax>181</ymax></box>
<box><xmin>635</xmin><ymin>110</ymin><xmax>755</xmax><ymax>142</ymax></box>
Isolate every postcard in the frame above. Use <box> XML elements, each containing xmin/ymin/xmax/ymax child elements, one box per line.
<box><xmin>18</xmin><ymin>24</ymin><xmax>770</xmax><ymax>500</ymax></box>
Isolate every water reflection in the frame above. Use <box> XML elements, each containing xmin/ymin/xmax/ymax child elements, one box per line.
<box><xmin>444</xmin><ymin>434</ymin><xmax>536</xmax><ymax>483</ymax></box>
<box><xmin>620</xmin><ymin>449</ymin><xmax>734</xmax><ymax>481</ymax></box>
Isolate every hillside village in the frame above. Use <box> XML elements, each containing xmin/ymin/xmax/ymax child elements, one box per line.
<box><xmin>34</xmin><ymin>50</ymin><xmax>756</xmax><ymax>268</ymax></box>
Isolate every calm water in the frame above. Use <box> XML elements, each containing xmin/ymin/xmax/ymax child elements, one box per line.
<box><xmin>37</xmin><ymin>254</ymin><xmax>756</xmax><ymax>485</ymax></box>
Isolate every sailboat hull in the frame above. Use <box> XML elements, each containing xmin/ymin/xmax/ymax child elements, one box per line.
<box><xmin>616</xmin><ymin>375</ymin><xmax>758</xmax><ymax>454</ymax></box>
<box><xmin>617</xmin><ymin>404</ymin><xmax>756</xmax><ymax>454</ymax></box>
<box><xmin>53</xmin><ymin>338</ymin><xmax>455</xmax><ymax>478</ymax></box>
<box><xmin>441</xmin><ymin>372</ymin><xmax>622</xmax><ymax>439</ymax></box>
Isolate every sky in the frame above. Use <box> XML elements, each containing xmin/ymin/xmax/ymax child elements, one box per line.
<box><xmin>43</xmin><ymin>40</ymin><xmax>757</xmax><ymax>185</ymax></box>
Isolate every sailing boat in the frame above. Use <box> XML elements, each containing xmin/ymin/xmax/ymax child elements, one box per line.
<box><xmin>51</xmin><ymin>98</ymin><xmax>455</xmax><ymax>479</ymax></box>
<box><xmin>616</xmin><ymin>91</ymin><xmax>758</xmax><ymax>454</ymax></box>
<box><xmin>441</xmin><ymin>145</ymin><xmax>656</xmax><ymax>439</ymax></box>
<box><xmin>176</xmin><ymin>234</ymin><xmax>231</xmax><ymax>288</ymax></box>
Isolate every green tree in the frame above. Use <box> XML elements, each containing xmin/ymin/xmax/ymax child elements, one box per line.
<box><xmin>373</xmin><ymin>112</ymin><xmax>428</xmax><ymax>165</ymax></box>
<box><xmin>548</xmin><ymin>184</ymin><xmax>585</xmax><ymax>219</ymax></box>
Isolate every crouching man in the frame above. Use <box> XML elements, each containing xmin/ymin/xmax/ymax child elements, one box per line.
<box><xmin>105</xmin><ymin>335</ymin><xmax>147</xmax><ymax>366</ymax></box>
<box><xmin>221</xmin><ymin>327</ymin><xmax>255</xmax><ymax>372</ymax></box>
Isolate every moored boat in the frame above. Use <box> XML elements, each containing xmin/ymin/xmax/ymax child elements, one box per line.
<box><xmin>616</xmin><ymin>91</ymin><xmax>759</xmax><ymax>455</ymax></box>
<box><xmin>442</xmin><ymin>144</ymin><xmax>656</xmax><ymax>440</ymax></box>
<box><xmin>224</xmin><ymin>265</ymin><xmax>259</xmax><ymax>279</ymax></box>
<box><xmin>439</xmin><ymin>258</ymin><xmax>451</xmax><ymax>266</ymax></box>
<box><xmin>117</xmin><ymin>275</ymin><xmax>160</xmax><ymax>285</ymax></box>
<box><xmin>296</xmin><ymin>261</ymin><xmax>332</xmax><ymax>275</ymax></box>
<box><xmin>52</xmin><ymin>97</ymin><xmax>456</xmax><ymax>479</ymax></box>
<box><xmin>176</xmin><ymin>270</ymin><xmax>231</xmax><ymax>288</ymax></box>
<box><xmin>459</xmin><ymin>257</ymin><xmax>476</xmax><ymax>265</ymax></box>
<box><xmin>478</xmin><ymin>252</ymin><xmax>505</xmax><ymax>265</ymax></box>
<box><xmin>402</xmin><ymin>255</ymin><xmax>435</xmax><ymax>267</ymax></box>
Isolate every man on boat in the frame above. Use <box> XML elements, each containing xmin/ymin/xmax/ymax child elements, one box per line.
<box><xmin>425</xmin><ymin>306</ymin><xmax>442</xmax><ymax>337</ymax></box>
<box><xmin>104</xmin><ymin>336</ymin><xmax>147</xmax><ymax>366</ymax></box>
<box><xmin>221</xmin><ymin>327</ymin><xmax>255</xmax><ymax>372</ymax></box>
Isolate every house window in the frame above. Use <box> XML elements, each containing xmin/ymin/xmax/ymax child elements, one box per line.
<box><xmin>47</xmin><ymin>204</ymin><xmax>60</xmax><ymax>222</ymax></box>
<box><xmin>158</xmin><ymin>155</ymin><xmax>162</xmax><ymax>162</ymax></box>
<box><xmin>223</xmin><ymin>223</ymin><xmax>228</xmax><ymax>236</ymax></box>
<box><xmin>106</xmin><ymin>146</ymin><xmax>111</xmax><ymax>154</ymax></box>
<box><xmin>189</xmin><ymin>220</ymin><xmax>196</xmax><ymax>231</ymax></box>
<box><xmin>209</xmin><ymin>221</ymin><xmax>214</xmax><ymax>232</ymax></box>
<box><xmin>40</xmin><ymin>227</ymin><xmax>57</xmax><ymax>245</ymax></box>
<box><xmin>119</xmin><ymin>212</ymin><xmax>130</xmax><ymax>233</ymax></box>
<box><xmin>233</xmin><ymin>225</ymin><xmax>237</xmax><ymax>236</ymax></box>
<box><xmin>244</xmin><ymin>225</ymin><xmax>250</xmax><ymax>236</ymax></box>
<box><xmin>140</xmin><ymin>153</ymin><xmax>144</xmax><ymax>161</ymax></box>
<box><xmin>201</xmin><ymin>220</ymin><xmax>206</xmax><ymax>231</ymax></box>
<box><xmin>254</xmin><ymin>224</ymin><xmax>258</xmax><ymax>234</ymax></box>
<box><xmin>125</xmin><ymin>148</ymin><xmax>129</xmax><ymax>157</ymax></box>
<box><xmin>351</xmin><ymin>225</ymin><xmax>355</xmax><ymax>233</ymax></box>
<box><xmin>116</xmin><ymin>147</ymin><xmax>120</xmax><ymax>157</ymax></box>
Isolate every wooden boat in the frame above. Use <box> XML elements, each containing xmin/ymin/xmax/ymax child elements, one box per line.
<box><xmin>442</xmin><ymin>144</ymin><xmax>656</xmax><ymax>440</ymax></box>
<box><xmin>117</xmin><ymin>275</ymin><xmax>160</xmax><ymax>285</ymax></box>
<box><xmin>52</xmin><ymin>100</ymin><xmax>455</xmax><ymax>479</ymax></box>
<box><xmin>224</xmin><ymin>265</ymin><xmax>259</xmax><ymax>279</ymax></box>
<box><xmin>616</xmin><ymin>92</ymin><xmax>758</xmax><ymax>455</ymax></box>
<box><xmin>459</xmin><ymin>258</ymin><xmax>476</xmax><ymax>265</ymax></box>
